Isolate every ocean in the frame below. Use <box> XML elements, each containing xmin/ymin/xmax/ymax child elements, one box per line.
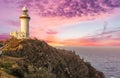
<box><xmin>56</xmin><ymin>46</ymin><xmax>120</xmax><ymax>78</ymax></box>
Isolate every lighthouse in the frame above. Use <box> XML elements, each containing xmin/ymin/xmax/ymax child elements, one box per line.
<box><xmin>20</xmin><ymin>6</ymin><xmax>30</xmax><ymax>38</ymax></box>
<box><xmin>10</xmin><ymin>6</ymin><xmax>30</xmax><ymax>39</ymax></box>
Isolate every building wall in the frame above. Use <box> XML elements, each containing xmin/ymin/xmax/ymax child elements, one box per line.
<box><xmin>20</xmin><ymin>17</ymin><xmax>30</xmax><ymax>38</ymax></box>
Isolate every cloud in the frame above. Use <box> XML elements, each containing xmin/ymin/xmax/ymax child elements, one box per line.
<box><xmin>44</xmin><ymin>35</ymin><xmax>64</xmax><ymax>46</ymax></box>
<box><xmin>14</xmin><ymin>0</ymin><xmax>120</xmax><ymax>17</ymax></box>
<box><xmin>1</xmin><ymin>0</ymin><xmax>120</xmax><ymax>46</ymax></box>
<box><xmin>90</xmin><ymin>26</ymin><xmax>120</xmax><ymax>40</ymax></box>
<box><xmin>0</xmin><ymin>33</ymin><xmax>9</xmax><ymax>40</ymax></box>
<box><xmin>44</xmin><ymin>26</ymin><xmax>120</xmax><ymax>46</ymax></box>
<box><xmin>1</xmin><ymin>0</ymin><xmax>120</xmax><ymax>28</ymax></box>
<box><xmin>3</xmin><ymin>0</ymin><xmax>120</xmax><ymax>18</ymax></box>
<box><xmin>5</xmin><ymin>20</ymin><xmax>19</xmax><ymax>27</ymax></box>
<box><xmin>46</xmin><ymin>30</ymin><xmax>58</xmax><ymax>34</ymax></box>
<box><xmin>5</xmin><ymin>0</ymin><xmax>119</xmax><ymax>30</ymax></box>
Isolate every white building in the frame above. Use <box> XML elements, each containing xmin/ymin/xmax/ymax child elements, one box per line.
<box><xmin>10</xmin><ymin>6</ymin><xmax>30</xmax><ymax>39</ymax></box>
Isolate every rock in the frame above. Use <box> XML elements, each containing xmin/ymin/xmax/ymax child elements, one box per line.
<box><xmin>2</xmin><ymin>38</ymin><xmax>105</xmax><ymax>78</ymax></box>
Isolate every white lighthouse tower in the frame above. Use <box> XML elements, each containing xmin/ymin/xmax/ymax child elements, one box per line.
<box><xmin>20</xmin><ymin>6</ymin><xmax>30</xmax><ymax>38</ymax></box>
<box><xmin>10</xmin><ymin>6</ymin><xmax>30</xmax><ymax>39</ymax></box>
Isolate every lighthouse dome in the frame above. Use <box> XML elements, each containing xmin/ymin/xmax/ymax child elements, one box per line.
<box><xmin>22</xmin><ymin>6</ymin><xmax>28</xmax><ymax>11</ymax></box>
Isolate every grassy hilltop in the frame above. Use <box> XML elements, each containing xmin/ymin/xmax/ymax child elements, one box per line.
<box><xmin>0</xmin><ymin>38</ymin><xmax>105</xmax><ymax>78</ymax></box>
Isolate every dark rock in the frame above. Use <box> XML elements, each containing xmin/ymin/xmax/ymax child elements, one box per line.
<box><xmin>2</xmin><ymin>38</ymin><xmax>105</xmax><ymax>78</ymax></box>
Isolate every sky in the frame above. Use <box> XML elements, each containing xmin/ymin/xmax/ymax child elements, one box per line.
<box><xmin>0</xmin><ymin>0</ymin><xmax>120</xmax><ymax>46</ymax></box>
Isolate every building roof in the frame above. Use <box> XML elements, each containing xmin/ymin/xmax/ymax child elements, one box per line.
<box><xmin>22</xmin><ymin>6</ymin><xmax>28</xmax><ymax>11</ymax></box>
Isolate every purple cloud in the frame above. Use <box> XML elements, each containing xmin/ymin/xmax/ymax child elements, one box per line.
<box><xmin>0</xmin><ymin>33</ymin><xmax>9</xmax><ymax>40</ymax></box>
<box><xmin>11</xmin><ymin>0</ymin><xmax>120</xmax><ymax>17</ymax></box>
<box><xmin>5</xmin><ymin>20</ymin><xmax>19</xmax><ymax>27</ymax></box>
<box><xmin>46</xmin><ymin>30</ymin><xmax>58</xmax><ymax>34</ymax></box>
<box><xmin>86</xmin><ymin>26</ymin><xmax>120</xmax><ymax>42</ymax></box>
<box><xmin>1</xmin><ymin>0</ymin><xmax>120</xmax><ymax>18</ymax></box>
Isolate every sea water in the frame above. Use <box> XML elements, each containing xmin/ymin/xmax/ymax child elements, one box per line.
<box><xmin>57</xmin><ymin>46</ymin><xmax>120</xmax><ymax>78</ymax></box>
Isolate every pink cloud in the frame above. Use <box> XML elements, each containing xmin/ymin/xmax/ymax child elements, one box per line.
<box><xmin>29</xmin><ymin>12</ymin><xmax>112</xmax><ymax>31</ymax></box>
<box><xmin>42</xmin><ymin>27</ymin><xmax>120</xmax><ymax>46</ymax></box>
<box><xmin>1</xmin><ymin>0</ymin><xmax>120</xmax><ymax>46</ymax></box>
<box><xmin>5</xmin><ymin>20</ymin><xmax>19</xmax><ymax>27</ymax></box>
<box><xmin>46</xmin><ymin>37</ymin><xmax>120</xmax><ymax>46</ymax></box>
<box><xmin>46</xmin><ymin>30</ymin><xmax>58</xmax><ymax>34</ymax></box>
<box><xmin>0</xmin><ymin>33</ymin><xmax>9</xmax><ymax>40</ymax></box>
<box><xmin>15</xmin><ymin>0</ymin><xmax>120</xmax><ymax>17</ymax></box>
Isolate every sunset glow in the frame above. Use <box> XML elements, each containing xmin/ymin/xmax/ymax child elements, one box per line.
<box><xmin>0</xmin><ymin>0</ymin><xmax>120</xmax><ymax>46</ymax></box>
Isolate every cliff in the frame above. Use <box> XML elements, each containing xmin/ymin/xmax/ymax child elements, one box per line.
<box><xmin>0</xmin><ymin>38</ymin><xmax>105</xmax><ymax>78</ymax></box>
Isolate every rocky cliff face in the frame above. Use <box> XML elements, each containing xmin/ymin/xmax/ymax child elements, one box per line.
<box><xmin>1</xmin><ymin>38</ymin><xmax>105</xmax><ymax>78</ymax></box>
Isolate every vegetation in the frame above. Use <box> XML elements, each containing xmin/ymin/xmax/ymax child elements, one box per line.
<box><xmin>0</xmin><ymin>38</ymin><xmax>105</xmax><ymax>78</ymax></box>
